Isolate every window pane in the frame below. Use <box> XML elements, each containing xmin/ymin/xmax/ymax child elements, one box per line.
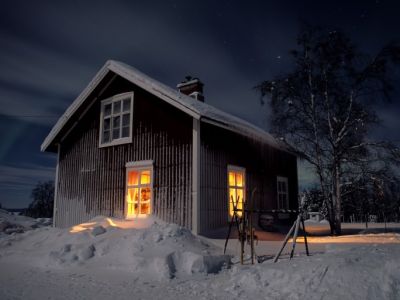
<box><xmin>236</xmin><ymin>189</ymin><xmax>244</xmax><ymax>217</ymax></box>
<box><xmin>104</xmin><ymin>104</ymin><xmax>112</xmax><ymax>116</ymax></box>
<box><xmin>122</xmin><ymin>114</ymin><xmax>130</xmax><ymax>126</ymax></box>
<box><xmin>228</xmin><ymin>172</ymin><xmax>235</xmax><ymax>186</ymax></box>
<box><xmin>140</xmin><ymin>170</ymin><xmax>151</xmax><ymax>184</ymax></box>
<box><xmin>122</xmin><ymin>126</ymin><xmax>130</xmax><ymax>138</ymax></box>
<box><xmin>236</xmin><ymin>189</ymin><xmax>244</xmax><ymax>206</ymax></box>
<box><xmin>236</xmin><ymin>172</ymin><xmax>244</xmax><ymax>187</ymax></box>
<box><xmin>140</xmin><ymin>187</ymin><xmax>151</xmax><ymax>214</ymax></box>
<box><xmin>127</xmin><ymin>188</ymin><xmax>139</xmax><ymax>216</ymax></box>
<box><xmin>113</xmin><ymin>129</ymin><xmax>120</xmax><ymax>140</ymax></box>
<box><xmin>113</xmin><ymin>101</ymin><xmax>121</xmax><ymax>114</ymax></box>
<box><xmin>229</xmin><ymin>188</ymin><xmax>237</xmax><ymax>217</ymax></box>
<box><xmin>229</xmin><ymin>188</ymin><xmax>243</xmax><ymax>217</ymax></box>
<box><xmin>140</xmin><ymin>187</ymin><xmax>151</xmax><ymax>202</ymax></box>
<box><xmin>104</xmin><ymin>118</ymin><xmax>111</xmax><ymax>130</ymax></box>
<box><xmin>102</xmin><ymin>130</ymin><xmax>110</xmax><ymax>143</ymax></box>
<box><xmin>122</xmin><ymin>99</ymin><xmax>131</xmax><ymax>112</ymax></box>
<box><xmin>128</xmin><ymin>171</ymin><xmax>139</xmax><ymax>185</ymax></box>
<box><xmin>113</xmin><ymin>115</ymin><xmax>121</xmax><ymax>129</ymax></box>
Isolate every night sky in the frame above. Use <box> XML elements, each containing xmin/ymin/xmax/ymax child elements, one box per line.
<box><xmin>1</xmin><ymin>0</ymin><xmax>399</xmax><ymax>208</ymax></box>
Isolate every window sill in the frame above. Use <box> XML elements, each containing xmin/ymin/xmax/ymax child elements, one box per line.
<box><xmin>99</xmin><ymin>137</ymin><xmax>132</xmax><ymax>148</ymax></box>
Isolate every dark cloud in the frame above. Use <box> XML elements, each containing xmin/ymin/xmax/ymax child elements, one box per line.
<box><xmin>0</xmin><ymin>0</ymin><xmax>399</xmax><ymax>207</ymax></box>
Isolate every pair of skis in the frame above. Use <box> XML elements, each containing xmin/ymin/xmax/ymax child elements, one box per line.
<box><xmin>224</xmin><ymin>188</ymin><xmax>257</xmax><ymax>265</ymax></box>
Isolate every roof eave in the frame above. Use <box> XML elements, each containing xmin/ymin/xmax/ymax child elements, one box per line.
<box><xmin>41</xmin><ymin>60</ymin><xmax>203</xmax><ymax>152</ymax></box>
<box><xmin>41</xmin><ymin>61</ymin><xmax>112</xmax><ymax>152</ymax></box>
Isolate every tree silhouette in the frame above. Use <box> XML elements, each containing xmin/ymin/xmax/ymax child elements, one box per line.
<box><xmin>26</xmin><ymin>181</ymin><xmax>54</xmax><ymax>218</ymax></box>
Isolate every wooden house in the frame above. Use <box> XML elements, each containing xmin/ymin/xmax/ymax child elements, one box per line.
<box><xmin>41</xmin><ymin>60</ymin><xmax>298</xmax><ymax>235</ymax></box>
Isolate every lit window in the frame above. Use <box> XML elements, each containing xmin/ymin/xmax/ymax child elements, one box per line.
<box><xmin>228</xmin><ymin>166</ymin><xmax>245</xmax><ymax>217</ymax></box>
<box><xmin>126</xmin><ymin>164</ymin><xmax>152</xmax><ymax>218</ymax></box>
<box><xmin>99</xmin><ymin>92</ymin><xmax>133</xmax><ymax>147</ymax></box>
<box><xmin>277</xmin><ymin>176</ymin><xmax>289</xmax><ymax>209</ymax></box>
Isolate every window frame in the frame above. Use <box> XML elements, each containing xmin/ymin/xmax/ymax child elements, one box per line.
<box><xmin>99</xmin><ymin>92</ymin><xmax>134</xmax><ymax>148</ymax></box>
<box><xmin>125</xmin><ymin>160</ymin><xmax>154</xmax><ymax>218</ymax></box>
<box><xmin>277</xmin><ymin>176</ymin><xmax>289</xmax><ymax>210</ymax></box>
<box><xmin>227</xmin><ymin>165</ymin><xmax>246</xmax><ymax>218</ymax></box>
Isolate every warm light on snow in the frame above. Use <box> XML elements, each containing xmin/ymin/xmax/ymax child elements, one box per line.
<box><xmin>291</xmin><ymin>234</ymin><xmax>400</xmax><ymax>244</ymax></box>
<box><xmin>68</xmin><ymin>216</ymin><xmax>155</xmax><ymax>233</ymax></box>
<box><xmin>106</xmin><ymin>218</ymin><xmax>118</xmax><ymax>227</ymax></box>
<box><xmin>69</xmin><ymin>221</ymin><xmax>97</xmax><ymax>233</ymax></box>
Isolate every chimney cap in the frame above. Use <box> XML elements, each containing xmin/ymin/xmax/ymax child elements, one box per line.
<box><xmin>176</xmin><ymin>77</ymin><xmax>203</xmax><ymax>88</ymax></box>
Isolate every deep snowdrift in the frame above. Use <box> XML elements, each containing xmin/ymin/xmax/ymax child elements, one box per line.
<box><xmin>0</xmin><ymin>215</ymin><xmax>230</xmax><ymax>281</ymax></box>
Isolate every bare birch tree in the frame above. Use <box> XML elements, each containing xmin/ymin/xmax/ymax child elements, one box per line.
<box><xmin>256</xmin><ymin>26</ymin><xmax>400</xmax><ymax>235</ymax></box>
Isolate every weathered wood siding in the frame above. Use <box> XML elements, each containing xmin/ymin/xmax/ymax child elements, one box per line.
<box><xmin>199</xmin><ymin>122</ymin><xmax>298</xmax><ymax>234</ymax></box>
<box><xmin>55</xmin><ymin>75</ymin><xmax>193</xmax><ymax>228</ymax></box>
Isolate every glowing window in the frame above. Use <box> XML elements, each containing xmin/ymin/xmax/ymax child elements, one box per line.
<box><xmin>277</xmin><ymin>176</ymin><xmax>289</xmax><ymax>209</ymax></box>
<box><xmin>228</xmin><ymin>166</ymin><xmax>245</xmax><ymax>217</ymax></box>
<box><xmin>99</xmin><ymin>92</ymin><xmax>133</xmax><ymax>147</ymax></box>
<box><xmin>126</xmin><ymin>164</ymin><xmax>152</xmax><ymax>218</ymax></box>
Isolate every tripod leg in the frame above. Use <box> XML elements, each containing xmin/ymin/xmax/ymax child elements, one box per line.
<box><xmin>223</xmin><ymin>214</ymin><xmax>235</xmax><ymax>254</ymax></box>
<box><xmin>301</xmin><ymin>217</ymin><xmax>310</xmax><ymax>256</ymax></box>
<box><xmin>224</xmin><ymin>195</ymin><xmax>239</xmax><ymax>255</ymax></box>
<box><xmin>290</xmin><ymin>215</ymin><xmax>301</xmax><ymax>259</ymax></box>
<box><xmin>273</xmin><ymin>220</ymin><xmax>296</xmax><ymax>263</ymax></box>
<box><xmin>240</xmin><ymin>198</ymin><xmax>245</xmax><ymax>265</ymax></box>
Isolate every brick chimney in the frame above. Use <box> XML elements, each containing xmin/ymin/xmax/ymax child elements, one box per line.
<box><xmin>177</xmin><ymin>76</ymin><xmax>204</xmax><ymax>102</ymax></box>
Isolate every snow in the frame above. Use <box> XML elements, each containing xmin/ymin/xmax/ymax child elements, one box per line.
<box><xmin>0</xmin><ymin>215</ymin><xmax>230</xmax><ymax>279</ymax></box>
<box><xmin>42</xmin><ymin>60</ymin><xmax>285</xmax><ymax>152</ymax></box>
<box><xmin>0</xmin><ymin>209</ymin><xmax>52</xmax><ymax>237</ymax></box>
<box><xmin>1</xmin><ymin>215</ymin><xmax>400</xmax><ymax>299</ymax></box>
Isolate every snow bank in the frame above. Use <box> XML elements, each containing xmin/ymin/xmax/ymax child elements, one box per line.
<box><xmin>1</xmin><ymin>216</ymin><xmax>400</xmax><ymax>299</ymax></box>
<box><xmin>0</xmin><ymin>216</ymin><xmax>230</xmax><ymax>281</ymax></box>
<box><xmin>225</xmin><ymin>244</ymin><xmax>400</xmax><ymax>299</ymax></box>
<box><xmin>0</xmin><ymin>209</ymin><xmax>51</xmax><ymax>236</ymax></box>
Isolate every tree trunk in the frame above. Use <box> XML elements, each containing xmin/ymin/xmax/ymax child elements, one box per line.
<box><xmin>329</xmin><ymin>163</ymin><xmax>342</xmax><ymax>235</ymax></box>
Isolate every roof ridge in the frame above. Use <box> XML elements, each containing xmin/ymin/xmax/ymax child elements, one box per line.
<box><xmin>41</xmin><ymin>60</ymin><xmax>284</xmax><ymax>152</ymax></box>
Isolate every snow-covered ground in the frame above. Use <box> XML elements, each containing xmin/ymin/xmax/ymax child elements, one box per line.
<box><xmin>0</xmin><ymin>212</ymin><xmax>399</xmax><ymax>300</ymax></box>
<box><xmin>0</xmin><ymin>208</ymin><xmax>52</xmax><ymax>236</ymax></box>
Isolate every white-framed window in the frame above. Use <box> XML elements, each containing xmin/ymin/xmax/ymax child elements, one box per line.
<box><xmin>277</xmin><ymin>176</ymin><xmax>289</xmax><ymax>210</ymax></box>
<box><xmin>227</xmin><ymin>165</ymin><xmax>246</xmax><ymax>217</ymax></box>
<box><xmin>99</xmin><ymin>92</ymin><xmax>134</xmax><ymax>147</ymax></box>
<box><xmin>125</xmin><ymin>161</ymin><xmax>153</xmax><ymax>218</ymax></box>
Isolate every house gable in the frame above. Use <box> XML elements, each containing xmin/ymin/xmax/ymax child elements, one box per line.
<box><xmin>54</xmin><ymin>74</ymin><xmax>194</xmax><ymax>228</ymax></box>
<box><xmin>42</xmin><ymin>60</ymin><xmax>285</xmax><ymax>153</ymax></box>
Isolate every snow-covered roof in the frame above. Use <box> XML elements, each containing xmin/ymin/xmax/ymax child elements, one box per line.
<box><xmin>41</xmin><ymin>60</ymin><xmax>284</xmax><ymax>152</ymax></box>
